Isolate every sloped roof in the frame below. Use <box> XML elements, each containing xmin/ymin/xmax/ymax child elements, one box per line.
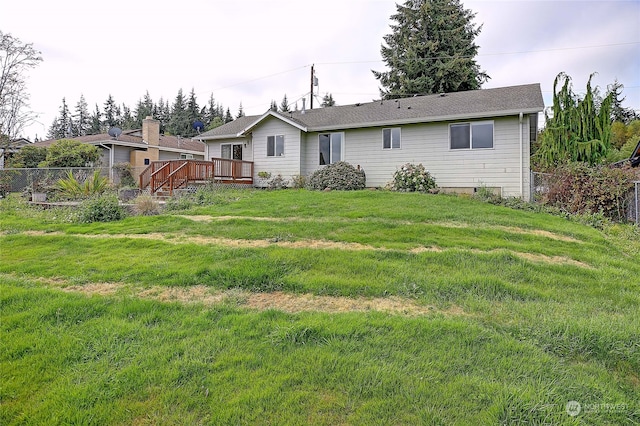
<box><xmin>198</xmin><ymin>84</ymin><xmax>544</xmax><ymax>140</ymax></box>
<box><xmin>36</xmin><ymin>132</ymin><xmax>205</xmax><ymax>153</ymax></box>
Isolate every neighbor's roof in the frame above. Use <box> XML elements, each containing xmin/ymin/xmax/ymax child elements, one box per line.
<box><xmin>36</xmin><ymin>131</ymin><xmax>205</xmax><ymax>153</ymax></box>
<box><xmin>198</xmin><ymin>83</ymin><xmax>544</xmax><ymax>140</ymax></box>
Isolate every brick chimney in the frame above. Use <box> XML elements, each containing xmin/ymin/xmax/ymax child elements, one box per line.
<box><xmin>142</xmin><ymin>116</ymin><xmax>159</xmax><ymax>146</ymax></box>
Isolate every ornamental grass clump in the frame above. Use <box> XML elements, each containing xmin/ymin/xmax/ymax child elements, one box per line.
<box><xmin>391</xmin><ymin>163</ymin><xmax>437</xmax><ymax>192</ymax></box>
<box><xmin>306</xmin><ymin>161</ymin><xmax>366</xmax><ymax>191</ymax></box>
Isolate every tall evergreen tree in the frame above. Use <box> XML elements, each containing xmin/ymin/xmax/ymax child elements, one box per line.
<box><xmin>89</xmin><ymin>103</ymin><xmax>102</xmax><ymax>135</ymax></box>
<box><xmin>236</xmin><ymin>102</ymin><xmax>245</xmax><ymax>119</ymax></box>
<box><xmin>47</xmin><ymin>98</ymin><xmax>72</xmax><ymax>139</ymax></box>
<box><xmin>73</xmin><ymin>94</ymin><xmax>91</xmax><ymax>136</ymax></box>
<box><xmin>185</xmin><ymin>88</ymin><xmax>201</xmax><ymax>137</ymax></box>
<box><xmin>321</xmin><ymin>93</ymin><xmax>336</xmax><ymax>107</ymax></box>
<box><xmin>224</xmin><ymin>108</ymin><xmax>233</xmax><ymax>123</ymax></box>
<box><xmin>103</xmin><ymin>94</ymin><xmax>121</xmax><ymax>128</ymax></box>
<box><xmin>269</xmin><ymin>100</ymin><xmax>278</xmax><ymax>112</ymax></box>
<box><xmin>372</xmin><ymin>0</ymin><xmax>489</xmax><ymax>99</ymax></box>
<box><xmin>167</xmin><ymin>89</ymin><xmax>190</xmax><ymax>136</ymax></box>
<box><xmin>121</xmin><ymin>104</ymin><xmax>136</xmax><ymax>130</ymax></box>
<box><xmin>279</xmin><ymin>94</ymin><xmax>290</xmax><ymax>113</ymax></box>
<box><xmin>134</xmin><ymin>91</ymin><xmax>154</xmax><ymax>127</ymax></box>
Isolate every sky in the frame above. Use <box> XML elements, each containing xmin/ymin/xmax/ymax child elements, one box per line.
<box><xmin>2</xmin><ymin>0</ymin><xmax>639</xmax><ymax>141</ymax></box>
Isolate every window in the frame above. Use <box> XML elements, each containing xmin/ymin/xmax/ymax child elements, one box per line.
<box><xmin>267</xmin><ymin>135</ymin><xmax>285</xmax><ymax>157</ymax></box>
<box><xmin>319</xmin><ymin>133</ymin><xmax>343</xmax><ymax>165</ymax></box>
<box><xmin>221</xmin><ymin>143</ymin><xmax>242</xmax><ymax>160</ymax></box>
<box><xmin>180</xmin><ymin>153</ymin><xmax>194</xmax><ymax>159</ymax></box>
<box><xmin>383</xmin><ymin>128</ymin><xmax>401</xmax><ymax>149</ymax></box>
<box><xmin>450</xmin><ymin>121</ymin><xmax>494</xmax><ymax>149</ymax></box>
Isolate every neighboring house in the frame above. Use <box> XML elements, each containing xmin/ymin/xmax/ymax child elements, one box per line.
<box><xmin>34</xmin><ymin>117</ymin><xmax>205</xmax><ymax>180</ymax></box>
<box><xmin>198</xmin><ymin>84</ymin><xmax>544</xmax><ymax>199</ymax></box>
<box><xmin>0</xmin><ymin>138</ymin><xmax>32</xmax><ymax>169</ymax></box>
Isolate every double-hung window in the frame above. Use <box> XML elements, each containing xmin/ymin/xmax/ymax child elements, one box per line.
<box><xmin>383</xmin><ymin>128</ymin><xmax>401</xmax><ymax>149</ymax></box>
<box><xmin>319</xmin><ymin>133</ymin><xmax>343</xmax><ymax>165</ymax></box>
<box><xmin>267</xmin><ymin>135</ymin><xmax>285</xmax><ymax>157</ymax></box>
<box><xmin>450</xmin><ymin>121</ymin><xmax>494</xmax><ymax>149</ymax></box>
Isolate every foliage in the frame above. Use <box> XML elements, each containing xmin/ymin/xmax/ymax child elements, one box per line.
<box><xmin>321</xmin><ymin>93</ymin><xmax>336</xmax><ymax>107</ymax></box>
<box><xmin>76</xmin><ymin>193</ymin><xmax>125</xmax><ymax>223</ymax></box>
<box><xmin>1</xmin><ymin>191</ymin><xmax>639</xmax><ymax>424</ymax></box>
<box><xmin>164</xmin><ymin>185</ymin><xmax>241</xmax><ymax>211</ymax></box>
<box><xmin>541</xmin><ymin>162</ymin><xmax>635</xmax><ymax>222</ymax></box>
<box><xmin>390</xmin><ymin>163</ymin><xmax>437</xmax><ymax>192</ymax></box>
<box><xmin>47</xmin><ymin>97</ymin><xmax>73</xmax><ymax>139</ymax></box>
<box><xmin>40</xmin><ymin>139</ymin><xmax>101</xmax><ymax>167</ymax></box>
<box><xmin>0</xmin><ymin>31</ymin><xmax>43</xmax><ymax>141</ymax></box>
<box><xmin>372</xmin><ymin>0</ymin><xmax>488</xmax><ymax>99</ymax></box>
<box><xmin>534</xmin><ymin>73</ymin><xmax>614</xmax><ymax>169</ymax></box>
<box><xmin>306</xmin><ymin>161</ymin><xmax>366</xmax><ymax>190</ymax></box>
<box><xmin>290</xmin><ymin>174</ymin><xmax>306</xmax><ymax>189</ymax></box>
<box><xmin>6</xmin><ymin>144</ymin><xmax>46</xmax><ymax>168</ymax></box>
<box><xmin>266</xmin><ymin>174</ymin><xmax>289</xmax><ymax>190</ymax></box>
<box><xmin>55</xmin><ymin>170</ymin><xmax>109</xmax><ymax>199</ymax></box>
<box><xmin>112</xmin><ymin>162</ymin><xmax>136</xmax><ymax>187</ymax></box>
<box><xmin>132</xmin><ymin>195</ymin><xmax>160</xmax><ymax>216</ymax></box>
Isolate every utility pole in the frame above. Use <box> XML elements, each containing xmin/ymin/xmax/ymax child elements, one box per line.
<box><xmin>310</xmin><ymin>64</ymin><xmax>315</xmax><ymax>109</ymax></box>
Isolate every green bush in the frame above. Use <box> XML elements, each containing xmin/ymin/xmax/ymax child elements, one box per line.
<box><xmin>306</xmin><ymin>162</ymin><xmax>366</xmax><ymax>191</ymax></box>
<box><xmin>290</xmin><ymin>174</ymin><xmax>306</xmax><ymax>189</ymax></box>
<box><xmin>267</xmin><ymin>174</ymin><xmax>289</xmax><ymax>190</ymax></box>
<box><xmin>542</xmin><ymin>163</ymin><xmax>635</xmax><ymax>222</ymax></box>
<box><xmin>391</xmin><ymin>163</ymin><xmax>437</xmax><ymax>192</ymax></box>
<box><xmin>113</xmin><ymin>162</ymin><xmax>137</xmax><ymax>187</ymax></box>
<box><xmin>77</xmin><ymin>194</ymin><xmax>125</xmax><ymax>223</ymax></box>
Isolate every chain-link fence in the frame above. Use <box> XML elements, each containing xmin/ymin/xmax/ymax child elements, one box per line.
<box><xmin>531</xmin><ymin>171</ymin><xmax>640</xmax><ymax>224</ymax></box>
<box><xmin>0</xmin><ymin>167</ymin><xmax>113</xmax><ymax>196</ymax></box>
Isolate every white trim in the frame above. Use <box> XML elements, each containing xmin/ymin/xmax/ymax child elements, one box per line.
<box><xmin>238</xmin><ymin>110</ymin><xmax>307</xmax><ymax>136</ymax></box>
<box><xmin>382</xmin><ymin>127</ymin><xmax>402</xmax><ymax>150</ymax></box>
<box><xmin>318</xmin><ymin>132</ymin><xmax>345</xmax><ymax>165</ymax></box>
<box><xmin>449</xmin><ymin>120</ymin><xmax>495</xmax><ymax>150</ymax></box>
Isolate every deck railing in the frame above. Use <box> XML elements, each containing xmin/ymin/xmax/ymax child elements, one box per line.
<box><xmin>139</xmin><ymin>159</ymin><xmax>253</xmax><ymax>195</ymax></box>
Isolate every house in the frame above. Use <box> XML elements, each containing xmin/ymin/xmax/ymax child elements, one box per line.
<box><xmin>198</xmin><ymin>84</ymin><xmax>544</xmax><ymax>200</ymax></box>
<box><xmin>34</xmin><ymin>117</ymin><xmax>205</xmax><ymax>181</ymax></box>
<box><xmin>0</xmin><ymin>138</ymin><xmax>32</xmax><ymax>169</ymax></box>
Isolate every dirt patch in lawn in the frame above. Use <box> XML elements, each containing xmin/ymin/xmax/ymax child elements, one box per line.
<box><xmin>177</xmin><ymin>215</ymin><xmax>285</xmax><ymax>223</ymax></box>
<box><xmin>39</xmin><ymin>279</ymin><xmax>464</xmax><ymax>317</ymax></box>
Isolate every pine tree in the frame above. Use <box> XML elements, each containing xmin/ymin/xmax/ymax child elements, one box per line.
<box><xmin>270</xmin><ymin>100</ymin><xmax>278</xmax><ymax>112</ymax></box>
<box><xmin>321</xmin><ymin>93</ymin><xmax>336</xmax><ymax>107</ymax></box>
<box><xmin>279</xmin><ymin>94</ymin><xmax>290</xmax><ymax>113</ymax></box>
<box><xmin>134</xmin><ymin>91</ymin><xmax>154</xmax><ymax>127</ymax></box>
<box><xmin>372</xmin><ymin>0</ymin><xmax>489</xmax><ymax>99</ymax></box>
<box><xmin>185</xmin><ymin>88</ymin><xmax>201</xmax><ymax>136</ymax></box>
<box><xmin>89</xmin><ymin>103</ymin><xmax>102</xmax><ymax>135</ymax></box>
<box><xmin>224</xmin><ymin>108</ymin><xmax>233</xmax><ymax>123</ymax></box>
<box><xmin>47</xmin><ymin>98</ymin><xmax>73</xmax><ymax>139</ymax></box>
<box><xmin>167</xmin><ymin>89</ymin><xmax>190</xmax><ymax>136</ymax></box>
<box><xmin>103</xmin><ymin>94</ymin><xmax>121</xmax><ymax>128</ymax></box>
<box><xmin>73</xmin><ymin>94</ymin><xmax>91</xmax><ymax>136</ymax></box>
<box><xmin>121</xmin><ymin>104</ymin><xmax>136</xmax><ymax>130</ymax></box>
<box><xmin>236</xmin><ymin>102</ymin><xmax>245</xmax><ymax>119</ymax></box>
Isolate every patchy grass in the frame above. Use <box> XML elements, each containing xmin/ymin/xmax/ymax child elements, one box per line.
<box><xmin>1</xmin><ymin>189</ymin><xmax>638</xmax><ymax>424</ymax></box>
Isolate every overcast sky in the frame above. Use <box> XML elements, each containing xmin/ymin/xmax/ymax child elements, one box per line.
<box><xmin>2</xmin><ymin>0</ymin><xmax>639</xmax><ymax>140</ymax></box>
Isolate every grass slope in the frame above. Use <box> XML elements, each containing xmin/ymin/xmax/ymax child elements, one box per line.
<box><xmin>1</xmin><ymin>190</ymin><xmax>638</xmax><ymax>424</ymax></box>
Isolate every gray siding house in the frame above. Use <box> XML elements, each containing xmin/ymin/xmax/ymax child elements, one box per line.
<box><xmin>198</xmin><ymin>84</ymin><xmax>544</xmax><ymax>199</ymax></box>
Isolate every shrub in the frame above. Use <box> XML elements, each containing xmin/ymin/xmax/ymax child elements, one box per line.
<box><xmin>290</xmin><ymin>174</ymin><xmax>306</xmax><ymax>189</ymax></box>
<box><xmin>113</xmin><ymin>162</ymin><xmax>137</xmax><ymax>187</ymax></box>
<box><xmin>132</xmin><ymin>195</ymin><xmax>160</xmax><ymax>216</ymax></box>
<box><xmin>267</xmin><ymin>174</ymin><xmax>289</xmax><ymax>190</ymax></box>
<box><xmin>306</xmin><ymin>162</ymin><xmax>366</xmax><ymax>191</ymax></box>
<box><xmin>56</xmin><ymin>170</ymin><xmax>109</xmax><ymax>200</ymax></box>
<box><xmin>390</xmin><ymin>163</ymin><xmax>436</xmax><ymax>192</ymax></box>
<box><xmin>541</xmin><ymin>163</ymin><xmax>635</xmax><ymax>222</ymax></box>
<box><xmin>77</xmin><ymin>194</ymin><xmax>125</xmax><ymax>223</ymax></box>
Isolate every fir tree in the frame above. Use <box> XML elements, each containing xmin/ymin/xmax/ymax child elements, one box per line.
<box><xmin>279</xmin><ymin>94</ymin><xmax>290</xmax><ymax>113</ymax></box>
<box><xmin>224</xmin><ymin>108</ymin><xmax>233</xmax><ymax>123</ymax></box>
<box><xmin>121</xmin><ymin>104</ymin><xmax>136</xmax><ymax>130</ymax></box>
<box><xmin>321</xmin><ymin>93</ymin><xmax>336</xmax><ymax>107</ymax></box>
<box><xmin>134</xmin><ymin>91</ymin><xmax>154</xmax><ymax>127</ymax></box>
<box><xmin>103</xmin><ymin>94</ymin><xmax>121</xmax><ymax>128</ymax></box>
<box><xmin>270</xmin><ymin>100</ymin><xmax>278</xmax><ymax>111</ymax></box>
<box><xmin>167</xmin><ymin>89</ymin><xmax>189</xmax><ymax>136</ymax></box>
<box><xmin>73</xmin><ymin>94</ymin><xmax>91</xmax><ymax>136</ymax></box>
<box><xmin>236</xmin><ymin>102</ymin><xmax>245</xmax><ymax>119</ymax></box>
<box><xmin>89</xmin><ymin>103</ymin><xmax>102</xmax><ymax>135</ymax></box>
<box><xmin>47</xmin><ymin>98</ymin><xmax>72</xmax><ymax>139</ymax></box>
<box><xmin>185</xmin><ymin>88</ymin><xmax>201</xmax><ymax>136</ymax></box>
<box><xmin>372</xmin><ymin>0</ymin><xmax>489</xmax><ymax>99</ymax></box>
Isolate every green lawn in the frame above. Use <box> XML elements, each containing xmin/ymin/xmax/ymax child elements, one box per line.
<box><xmin>1</xmin><ymin>190</ymin><xmax>638</xmax><ymax>424</ymax></box>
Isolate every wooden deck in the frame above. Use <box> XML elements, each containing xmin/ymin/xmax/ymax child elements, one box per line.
<box><xmin>139</xmin><ymin>159</ymin><xmax>254</xmax><ymax>195</ymax></box>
